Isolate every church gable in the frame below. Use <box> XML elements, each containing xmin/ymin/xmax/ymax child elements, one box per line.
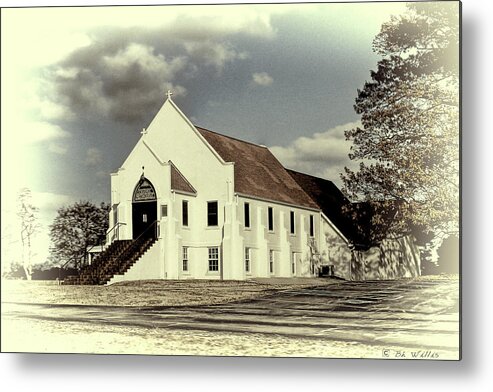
<box><xmin>115</xmin><ymin>95</ymin><xmax>233</xmax><ymax>205</ymax></box>
<box><xmin>144</xmin><ymin>97</ymin><xmax>226</xmax><ymax>166</ymax></box>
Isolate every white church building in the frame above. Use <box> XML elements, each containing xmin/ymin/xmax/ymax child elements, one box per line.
<box><xmin>68</xmin><ymin>94</ymin><xmax>421</xmax><ymax>285</ymax></box>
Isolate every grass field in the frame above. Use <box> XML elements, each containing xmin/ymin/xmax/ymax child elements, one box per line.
<box><xmin>1</xmin><ymin>277</ymin><xmax>336</xmax><ymax>307</ymax></box>
<box><xmin>1</xmin><ymin>275</ymin><xmax>459</xmax><ymax>359</ymax></box>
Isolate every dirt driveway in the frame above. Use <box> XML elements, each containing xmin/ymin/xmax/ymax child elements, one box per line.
<box><xmin>1</xmin><ymin>276</ymin><xmax>459</xmax><ymax>359</ymax></box>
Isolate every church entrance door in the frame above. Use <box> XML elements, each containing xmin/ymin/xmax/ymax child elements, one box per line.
<box><xmin>132</xmin><ymin>175</ymin><xmax>158</xmax><ymax>240</ymax></box>
<box><xmin>132</xmin><ymin>201</ymin><xmax>157</xmax><ymax>239</ymax></box>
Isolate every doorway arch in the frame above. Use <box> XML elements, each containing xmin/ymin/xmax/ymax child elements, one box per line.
<box><xmin>132</xmin><ymin>176</ymin><xmax>157</xmax><ymax>240</ymax></box>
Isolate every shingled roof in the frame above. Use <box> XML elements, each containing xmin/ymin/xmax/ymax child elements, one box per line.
<box><xmin>286</xmin><ymin>169</ymin><xmax>360</xmax><ymax>242</ymax></box>
<box><xmin>195</xmin><ymin>126</ymin><xmax>318</xmax><ymax>209</ymax></box>
<box><xmin>170</xmin><ymin>161</ymin><xmax>197</xmax><ymax>195</ymax></box>
<box><xmin>287</xmin><ymin>169</ymin><xmax>408</xmax><ymax>249</ymax></box>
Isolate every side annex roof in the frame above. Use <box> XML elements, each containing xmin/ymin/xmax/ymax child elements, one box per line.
<box><xmin>287</xmin><ymin>169</ymin><xmax>409</xmax><ymax>250</ymax></box>
<box><xmin>169</xmin><ymin>160</ymin><xmax>197</xmax><ymax>195</ymax></box>
<box><xmin>286</xmin><ymin>169</ymin><xmax>359</xmax><ymax>242</ymax></box>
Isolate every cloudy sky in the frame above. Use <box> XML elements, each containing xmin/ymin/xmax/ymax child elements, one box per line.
<box><xmin>1</xmin><ymin>1</ymin><xmax>408</xmax><ymax>264</ymax></box>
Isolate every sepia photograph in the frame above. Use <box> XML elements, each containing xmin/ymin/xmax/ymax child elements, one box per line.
<box><xmin>1</xmin><ymin>1</ymin><xmax>460</xmax><ymax>361</ymax></box>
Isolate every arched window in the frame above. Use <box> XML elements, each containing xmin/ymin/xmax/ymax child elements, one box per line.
<box><xmin>132</xmin><ymin>176</ymin><xmax>156</xmax><ymax>202</ymax></box>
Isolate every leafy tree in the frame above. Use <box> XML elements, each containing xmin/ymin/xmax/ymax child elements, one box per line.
<box><xmin>49</xmin><ymin>201</ymin><xmax>110</xmax><ymax>270</ymax></box>
<box><xmin>17</xmin><ymin>188</ymin><xmax>40</xmax><ymax>280</ymax></box>
<box><xmin>342</xmin><ymin>2</ymin><xmax>459</xmax><ymax>239</ymax></box>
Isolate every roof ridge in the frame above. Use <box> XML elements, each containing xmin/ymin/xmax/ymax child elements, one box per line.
<box><xmin>285</xmin><ymin>168</ymin><xmax>336</xmax><ymax>184</ymax></box>
<box><xmin>195</xmin><ymin>125</ymin><xmax>268</xmax><ymax>149</ymax></box>
<box><xmin>287</xmin><ymin>168</ymin><xmax>351</xmax><ymax>204</ymax></box>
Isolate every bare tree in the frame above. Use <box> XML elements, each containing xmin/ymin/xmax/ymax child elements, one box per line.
<box><xmin>17</xmin><ymin>188</ymin><xmax>40</xmax><ymax>280</ymax></box>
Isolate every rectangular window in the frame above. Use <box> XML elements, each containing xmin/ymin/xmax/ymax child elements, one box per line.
<box><xmin>268</xmin><ymin>207</ymin><xmax>274</xmax><ymax>231</ymax></box>
<box><xmin>182</xmin><ymin>247</ymin><xmax>189</xmax><ymax>272</ymax></box>
<box><xmin>290</xmin><ymin>211</ymin><xmax>295</xmax><ymax>234</ymax></box>
<box><xmin>244</xmin><ymin>202</ymin><xmax>250</xmax><ymax>228</ymax></box>
<box><xmin>245</xmin><ymin>247</ymin><xmax>251</xmax><ymax>273</ymax></box>
<box><xmin>269</xmin><ymin>250</ymin><xmax>274</xmax><ymax>274</ymax></box>
<box><xmin>309</xmin><ymin>215</ymin><xmax>314</xmax><ymax>237</ymax></box>
<box><xmin>207</xmin><ymin>201</ymin><xmax>218</xmax><ymax>226</ymax></box>
<box><xmin>142</xmin><ymin>213</ymin><xmax>147</xmax><ymax>223</ymax></box>
<box><xmin>291</xmin><ymin>252</ymin><xmax>296</xmax><ymax>275</ymax></box>
<box><xmin>182</xmin><ymin>200</ymin><xmax>188</xmax><ymax>227</ymax></box>
<box><xmin>208</xmin><ymin>247</ymin><xmax>219</xmax><ymax>272</ymax></box>
<box><xmin>112</xmin><ymin>204</ymin><xmax>119</xmax><ymax>241</ymax></box>
<box><xmin>112</xmin><ymin>204</ymin><xmax>118</xmax><ymax>226</ymax></box>
<box><xmin>161</xmin><ymin>204</ymin><xmax>168</xmax><ymax>218</ymax></box>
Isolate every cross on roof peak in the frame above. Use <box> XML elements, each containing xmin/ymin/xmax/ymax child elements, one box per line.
<box><xmin>166</xmin><ymin>90</ymin><xmax>173</xmax><ymax>99</ymax></box>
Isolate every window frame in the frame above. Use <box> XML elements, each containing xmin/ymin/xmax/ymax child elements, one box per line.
<box><xmin>268</xmin><ymin>207</ymin><xmax>274</xmax><ymax>232</ymax></box>
<box><xmin>208</xmin><ymin>247</ymin><xmax>219</xmax><ymax>272</ymax></box>
<box><xmin>182</xmin><ymin>246</ymin><xmax>189</xmax><ymax>272</ymax></box>
<box><xmin>309</xmin><ymin>214</ymin><xmax>314</xmax><ymax>237</ymax></box>
<box><xmin>182</xmin><ymin>200</ymin><xmax>189</xmax><ymax>227</ymax></box>
<box><xmin>161</xmin><ymin>204</ymin><xmax>168</xmax><ymax>218</ymax></box>
<box><xmin>244</xmin><ymin>202</ymin><xmax>250</xmax><ymax>229</ymax></box>
<box><xmin>269</xmin><ymin>249</ymin><xmax>274</xmax><ymax>274</ymax></box>
<box><xmin>207</xmin><ymin>201</ymin><xmax>219</xmax><ymax>227</ymax></box>
<box><xmin>290</xmin><ymin>210</ymin><xmax>295</xmax><ymax>235</ymax></box>
<box><xmin>245</xmin><ymin>247</ymin><xmax>251</xmax><ymax>273</ymax></box>
<box><xmin>112</xmin><ymin>204</ymin><xmax>118</xmax><ymax>226</ymax></box>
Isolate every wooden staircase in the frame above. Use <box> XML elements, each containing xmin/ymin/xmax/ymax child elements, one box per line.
<box><xmin>62</xmin><ymin>237</ymin><xmax>157</xmax><ymax>285</ymax></box>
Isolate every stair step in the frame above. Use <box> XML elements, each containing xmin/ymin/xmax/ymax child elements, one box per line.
<box><xmin>62</xmin><ymin>238</ymin><xmax>157</xmax><ymax>285</ymax></box>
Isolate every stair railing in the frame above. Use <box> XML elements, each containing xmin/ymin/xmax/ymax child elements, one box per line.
<box><xmin>84</xmin><ymin>233</ymin><xmax>108</xmax><ymax>268</ymax></box>
<box><xmin>115</xmin><ymin>220</ymin><xmax>159</xmax><ymax>275</ymax></box>
<box><xmin>90</xmin><ymin>221</ymin><xmax>158</xmax><ymax>285</ymax></box>
<box><xmin>106</xmin><ymin>221</ymin><xmax>127</xmax><ymax>244</ymax></box>
<box><xmin>91</xmin><ymin>240</ymin><xmax>130</xmax><ymax>285</ymax></box>
<box><xmin>58</xmin><ymin>249</ymin><xmax>86</xmax><ymax>282</ymax></box>
<box><xmin>60</xmin><ymin>225</ymin><xmax>115</xmax><ymax>281</ymax></box>
<box><xmin>64</xmin><ymin>220</ymin><xmax>159</xmax><ymax>285</ymax></box>
<box><xmin>62</xmin><ymin>239</ymin><xmax>119</xmax><ymax>284</ymax></box>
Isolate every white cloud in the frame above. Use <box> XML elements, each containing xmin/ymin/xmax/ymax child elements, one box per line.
<box><xmin>48</xmin><ymin>143</ymin><xmax>68</xmax><ymax>155</ymax></box>
<box><xmin>85</xmin><ymin>147</ymin><xmax>103</xmax><ymax>166</ymax></box>
<box><xmin>103</xmin><ymin>43</ymin><xmax>186</xmax><ymax>77</ymax></box>
<box><xmin>184</xmin><ymin>41</ymin><xmax>243</xmax><ymax>71</ymax></box>
<box><xmin>32</xmin><ymin>191</ymin><xmax>76</xmax><ymax>212</ymax></box>
<box><xmin>17</xmin><ymin>121</ymin><xmax>70</xmax><ymax>144</ymax></box>
<box><xmin>33</xmin><ymin>94</ymin><xmax>74</xmax><ymax>122</ymax></box>
<box><xmin>167</xmin><ymin>6</ymin><xmax>278</xmax><ymax>39</ymax></box>
<box><xmin>270</xmin><ymin>121</ymin><xmax>361</xmax><ymax>186</ymax></box>
<box><xmin>46</xmin><ymin>41</ymin><xmax>191</xmax><ymax>123</ymax></box>
<box><xmin>24</xmin><ymin>4</ymin><xmax>295</xmax><ymax>125</ymax></box>
<box><xmin>252</xmin><ymin>72</ymin><xmax>274</xmax><ymax>86</ymax></box>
